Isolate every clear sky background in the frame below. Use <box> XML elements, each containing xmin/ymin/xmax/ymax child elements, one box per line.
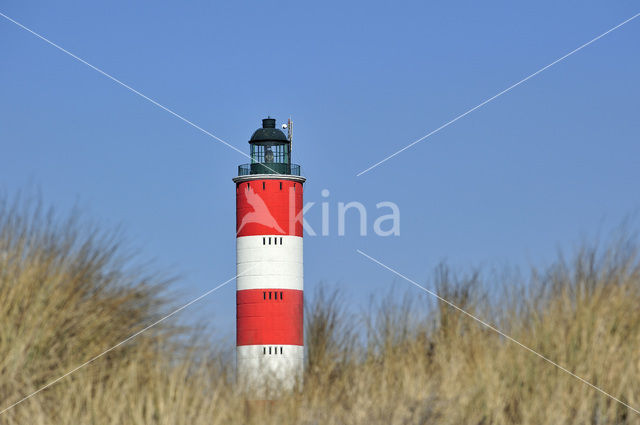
<box><xmin>1</xmin><ymin>1</ymin><xmax>639</xmax><ymax>347</ymax></box>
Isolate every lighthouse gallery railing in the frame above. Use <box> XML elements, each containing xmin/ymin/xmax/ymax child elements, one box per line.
<box><xmin>237</xmin><ymin>163</ymin><xmax>301</xmax><ymax>176</ymax></box>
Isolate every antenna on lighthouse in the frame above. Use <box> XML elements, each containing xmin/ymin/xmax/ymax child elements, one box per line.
<box><xmin>282</xmin><ymin>117</ymin><xmax>293</xmax><ymax>152</ymax></box>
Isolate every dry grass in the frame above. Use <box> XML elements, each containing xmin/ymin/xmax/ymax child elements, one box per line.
<box><xmin>0</xmin><ymin>199</ymin><xmax>639</xmax><ymax>424</ymax></box>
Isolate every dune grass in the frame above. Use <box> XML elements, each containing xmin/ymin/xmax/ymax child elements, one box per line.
<box><xmin>0</xmin><ymin>200</ymin><xmax>639</xmax><ymax>424</ymax></box>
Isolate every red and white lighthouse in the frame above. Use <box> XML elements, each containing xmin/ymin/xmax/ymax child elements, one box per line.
<box><xmin>233</xmin><ymin>117</ymin><xmax>305</xmax><ymax>393</ymax></box>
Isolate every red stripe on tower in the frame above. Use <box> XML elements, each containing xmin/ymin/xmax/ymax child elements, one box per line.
<box><xmin>232</xmin><ymin>117</ymin><xmax>305</xmax><ymax>395</ymax></box>
<box><xmin>236</xmin><ymin>179</ymin><xmax>304</xmax><ymax>237</ymax></box>
<box><xmin>236</xmin><ymin>289</ymin><xmax>303</xmax><ymax>345</ymax></box>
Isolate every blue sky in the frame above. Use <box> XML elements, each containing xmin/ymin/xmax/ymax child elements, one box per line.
<box><xmin>1</xmin><ymin>1</ymin><xmax>639</xmax><ymax>346</ymax></box>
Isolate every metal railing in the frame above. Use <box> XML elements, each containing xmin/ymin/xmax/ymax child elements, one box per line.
<box><xmin>237</xmin><ymin>163</ymin><xmax>301</xmax><ymax>176</ymax></box>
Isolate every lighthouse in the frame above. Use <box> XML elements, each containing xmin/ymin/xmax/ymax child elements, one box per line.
<box><xmin>233</xmin><ymin>117</ymin><xmax>305</xmax><ymax>394</ymax></box>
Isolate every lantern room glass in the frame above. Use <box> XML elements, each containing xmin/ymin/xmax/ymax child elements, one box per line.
<box><xmin>250</xmin><ymin>142</ymin><xmax>290</xmax><ymax>165</ymax></box>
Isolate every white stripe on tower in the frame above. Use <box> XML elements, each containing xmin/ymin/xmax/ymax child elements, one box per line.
<box><xmin>237</xmin><ymin>236</ymin><xmax>303</xmax><ymax>290</ymax></box>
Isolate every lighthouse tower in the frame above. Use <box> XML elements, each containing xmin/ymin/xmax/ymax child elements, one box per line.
<box><xmin>233</xmin><ymin>117</ymin><xmax>305</xmax><ymax>393</ymax></box>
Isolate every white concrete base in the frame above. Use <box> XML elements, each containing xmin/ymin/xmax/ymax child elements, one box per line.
<box><xmin>237</xmin><ymin>345</ymin><xmax>304</xmax><ymax>395</ymax></box>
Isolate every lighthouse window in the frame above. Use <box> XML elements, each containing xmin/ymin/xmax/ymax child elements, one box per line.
<box><xmin>279</xmin><ymin>182</ymin><xmax>282</xmax><ymax>190</ymax></box>
<box><xmin>269</xmin><ymin>292</ymin><xmax>272</xmax><ymax>300</ymax></box>
<box><xmin>263</xmin><ymin>347</ymin><xmax>266</xmax><ymax>355</ymax></box>
<box><xmin>279</xmin><ymin>237</ymin><xmax>283</xmax><ymax>245</ymax></box>
<box><xmin>280</xmin><ymin>291</ymin><xmax>283</xmax><ymax>300</ymax></box>
<box><xmin>250</xmin><ymin>142</ymin><xmax>289</xmax><ymax>164</ymax></box>
<box><xmin>262</xmin><ymin>237</ymin><xmax>265</xmax><ymax>245</ymax></box>
<box><xmin>263</xmin><ymin>291</ymin><xmax>266</xmax><ymax>300</ymax></box>
<box><xmin>269</xmin><ymin>347</ymin><xmax>271</xmax><ymax>354</ymax></box>
<box><xmin>247</xmin><ymin>183</ymin><xmax>250</xmax><ymax>189</ymax></box>
<box><xmin>262</xmin><ymin>182</ymin><xmax>265</xmax><ymax>190</ymax></box>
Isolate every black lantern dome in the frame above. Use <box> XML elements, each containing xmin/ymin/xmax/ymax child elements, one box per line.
<box><xmin>249</xmin><ymin>118</ymin><xmax>288</xmax><ymax>142</ymax></box>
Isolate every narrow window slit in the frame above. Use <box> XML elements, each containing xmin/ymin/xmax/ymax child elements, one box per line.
<box><xmin>280</xmin><ymin>291</ymin><xmax>283</xmax><ymax>300</ymax></box>
<box><xmin>280</xmin><ymin>347</ymin><xmax>283</xmax><ymax>354</ymax></box>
